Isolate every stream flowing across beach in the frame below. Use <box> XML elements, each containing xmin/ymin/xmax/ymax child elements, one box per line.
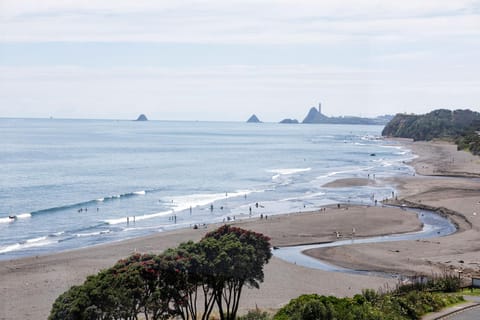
<box><xmin>273</xmin><ymin>208</ymin><xmax>456</xmax><ymax>277</ymax></box>
<box><xmin>0</xmin><ymin>119</ymin><xmax>415</xmax><ymax>260</ymax></box>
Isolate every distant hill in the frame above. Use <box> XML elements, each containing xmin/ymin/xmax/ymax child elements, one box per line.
<box><xmin>302</xmin><ymin>105</ymin><xmax>392</xmax><ymax>125</ymax></box>
<box><xmin>246</xmin><ymin>114</ymin><xmax>262</xmax><ymax>123</ymax></box>
<box><xmin>382</xmin><ymin>109</ymin><xmax>480</xmax><ymax>155</ymax></box>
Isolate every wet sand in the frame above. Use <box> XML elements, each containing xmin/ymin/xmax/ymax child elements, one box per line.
<box><xmin>1</xmin><ymin>139</ymin><xmax>479</xmax><ymax>319</ymax></box>
<box><xmin>309</xmin><ymin>140</ymin><xmax>480</xmax><ymax>279</ymax></box>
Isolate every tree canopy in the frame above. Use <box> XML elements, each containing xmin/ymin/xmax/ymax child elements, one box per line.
<box><xmin>49</xmin><ymin>225</ymin><xmax>272</xmax><ymax>320</ymax></box>
<box><xmin>382</xmin><ymin>109</ymin><xmax>480</xmax><ymax>154</ymax></box>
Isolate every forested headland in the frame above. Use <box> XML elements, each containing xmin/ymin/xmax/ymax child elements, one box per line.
<box><xmin>382</xmin><ymin>109</ymin><xmax>480</xmax><ymax>155</ymax></box>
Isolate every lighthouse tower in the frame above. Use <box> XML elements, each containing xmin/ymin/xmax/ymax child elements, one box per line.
<box><xmin>318</xmin><ymin>102</ymin><xmax>322</xmax><ymax>114</ymax></box>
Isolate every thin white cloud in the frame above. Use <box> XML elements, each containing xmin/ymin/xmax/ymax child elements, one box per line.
<box><xmin>1</xmin><ymin>0</ymin><xmax>479</xmax><ymax>43</ymax></box>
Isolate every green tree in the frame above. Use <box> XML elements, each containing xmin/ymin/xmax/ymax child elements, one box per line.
<box><xmin>49</xmin><ymin>225</ymin><xmax>272</xmax><ymax>320</ymax></box>
<box><xmin>49</xmin><ymin>253</ymin><xmax>176</xmax><ymax>320</ymax></box>
<box><xmin>202</xmin><ymin>225</ymin><xmax>272</xmax><ymax>320</ymax></box>
<box><xmin>161</xmin><ymin>241</ymin><xmax>217</xmax><ymax>320</ymax></box>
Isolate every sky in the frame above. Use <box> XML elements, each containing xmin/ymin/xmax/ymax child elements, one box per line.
<box><xmin>0</xmin><ymin>0</ymin><xmax>479</xmax><ymax>122</ymax></box>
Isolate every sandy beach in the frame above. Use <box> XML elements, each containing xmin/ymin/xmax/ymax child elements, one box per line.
<box><xmin>2</xmin><ymin>139</ymin><xmax>480</xmax><ymax>319</ymax></box>
<box><xmin>308</xmin><ymin>140</ymin><xmax>480</xmax><ymax>278</ymax></box>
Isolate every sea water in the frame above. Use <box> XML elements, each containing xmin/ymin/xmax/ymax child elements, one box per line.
<box><xmin>0</xmin><ymin>118</ymin><xmax>414</xmax><ymax>260</ymax></box>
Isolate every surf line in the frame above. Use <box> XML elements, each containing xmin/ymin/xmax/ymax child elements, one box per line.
<box><xmin>272</xmin><ymin>207</ymin><xmax>456</xmax><ymax>279</ymax></box>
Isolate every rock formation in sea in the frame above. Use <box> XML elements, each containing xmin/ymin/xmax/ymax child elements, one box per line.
<box><xmin>279</xmin><ymin>118</ymin><xmax>299</xmax><ymax>124</ymax></box>
<box><xmin>302</xmin><ymin>102</ymin><xmax>392</xmax><ymax>125</ymax></box>
<box><xmin>302</xmin><ymin>104</ymin><xmax>329</xmax><ymax>123</ymax></box>
<box><xmin>247</xmin><ymin>114</ymin><xmax>262</xmax><ymax>123</ymax></box>
<box><xmin>136</xmin><ymin>114</ymin><xmax>148</xmax><ymax>121</ymax></box>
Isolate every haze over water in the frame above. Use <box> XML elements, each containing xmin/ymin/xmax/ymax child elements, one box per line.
<box><xmin>0</xmin><ymin>118</ymin><xmax>414</xmax><ymax>260</ymax></box>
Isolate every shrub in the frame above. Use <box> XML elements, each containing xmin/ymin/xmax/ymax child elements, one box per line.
<box><xmin>237</xmin><ymin>309</ymin><xmax>272</xmax><ymax>320</ymax></box>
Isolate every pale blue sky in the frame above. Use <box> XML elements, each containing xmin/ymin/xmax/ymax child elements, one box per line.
<box><xmin>1</xmin><ymin>0</ymin><xmax>479</xmax><ymax>121</ymax></box>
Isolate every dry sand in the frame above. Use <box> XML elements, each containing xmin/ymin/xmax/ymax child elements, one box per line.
<box><xmin>1</xmin><ymin>139</ymin><xmax>480</xmax><ymax>319</ymax></box>
<box><xmin>310</xmin><ymin>140</ymin><xmax>480</xmax><ymax>279</ymax></box>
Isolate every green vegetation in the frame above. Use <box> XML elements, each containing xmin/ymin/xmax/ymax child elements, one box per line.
<box><xmin>461</xmin><ymin>288</ymin><xmax>480</xmax><ymax>296</ymax></box>
<box><xmin>273</xmin><ymin>289</ymin><xmax>464</xmax><ymax>320</ymax></box>
<box><xmin>382</xmin><ymin>109</ymin><xmax>480</xmax><ymax>154</ymax></box>
<box><xmin>49</xmin><ymin>225</ymin><xmax>271</xmax><ymax>320</ymax></box>
<box><xmin>49</xmin><ymin>225</ymin><xmax>468</xmax><ymax>320</ymax></box>
<box><xmin>394</xmin><ymin>273</ymin><xmax>462</xmax><ymax>294</ymax></box>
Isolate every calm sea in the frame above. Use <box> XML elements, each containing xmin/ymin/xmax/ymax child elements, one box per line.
<box><xmin>0</xmin><ymin>118</ymin><xmax>414</xmax><ymax>260</ymax></box>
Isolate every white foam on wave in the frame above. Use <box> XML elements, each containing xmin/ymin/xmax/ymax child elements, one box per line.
<box><xmin>0</xmin><ymin>212</ymin><xmax>31</xmax><ymax>224</ymax></box>
<box><xmin>268</xmin><ymin>168</ymin><xmax>311</xmax><ymax>176</ymax></box>
<box><xmin>0</xmin><ymin>217</ymin><xmax>12</xmax><ymax>224</ymax></box>
<box><xmin>105</xmin><ymin>190</ymin><xmax>256</xmax><ymax>225</ymax></box>
<box><xmin>0</xmin><ymin>236</ymin><xmax>57</xmax><ymax>254</ymax></box>
<box><xmin>76</xmin><ymin>230</ymin><xmax>111</xmax><ymax>237</ymax></box>
<box><xmin>269</xmin><ymin>168</ymin><xmax>312</xmax><ymax>182</ymax></box>
<box><xmin>316</xmin><ymin>166</ymin><xmax>372</xmax><ymax>179</ymax></box>
<box><xmin>105</xmin><ymin>210</ymin><xmax>172</xmax><ymax>225</ymax></box>
<box><xmin>361</xmin><ymin>135</ymin><xmax>382</xmax><ymax>141</ymax></box>
<box><xmin>133</xmin><ymin>190</ymin><xmax>146</xmax><ymax>195</ymax></box>
<box><xmin>168</xmin><ymin>190</ymin><xmax>254</xmax><ymax>212</ymax></box>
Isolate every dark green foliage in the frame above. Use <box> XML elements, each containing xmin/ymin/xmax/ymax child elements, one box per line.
<box><xmin>382</xmin><ymin>109</ymin><xmax>480</xmax><ymax>141</ymax></box>
<box><xmin>49</xmin><ymin>253</ymin><xmax>175</xmax><ymax>320</ymax></box>
<box><xmin>382</xmin><ymin>109</ymin><xmax>480</xmax><ymax>155</ymax></box>
<box><xmin>394</xmin><ymin>273</ymin><xmax>462</xmax><ymax>294</ymax></box>
<box><xmin>202</xmin><ymin>225</ymin><xmax>272</xmax><ymax>320</ymax></box>
<box><xmin>456</xmin><ymin>130</ymin><xmax>480</xmax><ymax>155</ymax></box>
<box><xmin>49</xmin><ymin>226</ymin><xmax>272</xmax><ymax>320</ymax></box>
<box><xmin>237</xmin><ymin>308</ymin><xmax>272</xmax><ymax>320</ymax></box>
<box><xmin>273</xmin><ymin>289</ymin><xmax>464</xmax><ymax>320</ymax></box>
<box><xmin>49</xmin><ymin>285</ymin><xmax>91</xmax><ymax>320</ymax></box>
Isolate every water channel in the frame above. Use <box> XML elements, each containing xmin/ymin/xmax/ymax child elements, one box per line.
<box><xmin>272</xmin><ymin>208</ymin><xmax>456</xmax><ymax>278</ymax></box>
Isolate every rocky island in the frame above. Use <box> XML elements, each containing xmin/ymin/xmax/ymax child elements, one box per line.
<box><xmin>246</xmin><ymin>114</ymin><xmax>262</xmax><ymax>123</ymax></box>
<box><xmin>279</xmin><ymin>118</ymin><xmax>299</xmax><ymax>124</ymax></box>
<box><xmin>135</xmin><ymin>114</ymin><xmax>148</xmax><ymax>121</ymax></box>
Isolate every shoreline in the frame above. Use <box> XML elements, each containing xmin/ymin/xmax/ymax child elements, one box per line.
<box><xmin>2</xmin><ymin>139</ymin><xmax>480</xmax><ymax>319</ymax></box>
<box><xmin>306</xmin><ymin>139</ymin><xmax>480</xmax><ymax>279</ymax></box>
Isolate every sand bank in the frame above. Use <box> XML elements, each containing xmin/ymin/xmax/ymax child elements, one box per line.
<box><xmin>2</xmin><ymin>139</ymin><xmax>479</xmax><ymax>319</ymax></box>
<box><xmin>0</xmin><ymin>205</ymin><xmax>420</xmax><ymax>319</ymax></box>
<box><xmin>309</xmin><ymin>140</ymin><xmax>480</xmax><ymax>279</ymax></box>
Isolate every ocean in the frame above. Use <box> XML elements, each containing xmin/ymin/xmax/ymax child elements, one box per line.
<box><xmin>0</xmin><ymin>118</ymin><xmax>414</xmax><ymax>260</ymax></box>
